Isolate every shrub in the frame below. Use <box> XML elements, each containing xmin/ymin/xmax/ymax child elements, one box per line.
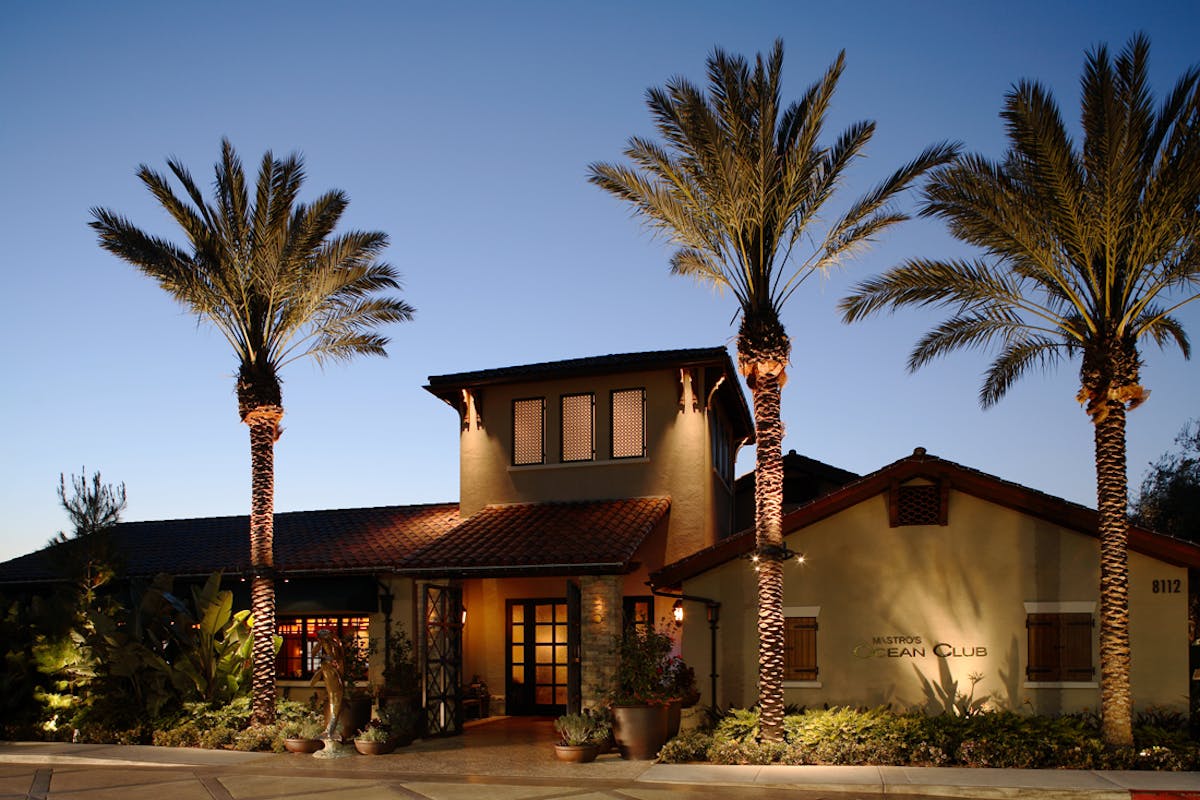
<box><xmin>657</xmin><ymin>730</ymin><xmax>712</xmax><ymax>763</ymax></box>
<box><xmin>782</xmin><ymin>707</ymin><xmax>926</xmax><ymax>766</ymax></box>
<box><xmin>712</xmin><ymin>707</ymin><xmax>759</xmax><ymax>744</ymax></box>
<box><xmin>707</xmin><ymin>738</ymin><xmax>786</xmax><ymax>765</ymax></box>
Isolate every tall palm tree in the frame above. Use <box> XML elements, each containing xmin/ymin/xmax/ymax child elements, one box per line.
<box><xmin>90</xmin><ymin>140</ymin><xmax>415</xmax><ymax>724</ymax></box>
<box><xmin>840</xmin><ymin>35</ymin><xmax>1200</xmax><ymax>745</ymax></box>
<box><xmin>589</xmin><ymin>40</ymin><xmax>955</xmax><ymax>740</ymax></box>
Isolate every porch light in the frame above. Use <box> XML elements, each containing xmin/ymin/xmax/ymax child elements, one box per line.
<box><xmin>461</xmin><ymin>606</ymin><xmax>467</xmax><ymax>626</ymax></box>
<box><xmin>672</xmin><ymin>599</ymin><xmax>684</xmax><ymax>623</ymax></box>
<box><xmin>745</xmin><ymin>543</ymin><xmax>805</xmax><ymax>569</ymax></box>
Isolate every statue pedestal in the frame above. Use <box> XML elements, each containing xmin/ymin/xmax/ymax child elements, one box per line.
<box><xmin>312</xmin><ymin>738</ymin><xmax>354</xmax><ymax>759</ymax></box>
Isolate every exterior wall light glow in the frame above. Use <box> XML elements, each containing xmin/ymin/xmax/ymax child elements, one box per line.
<box><xmin>673</xmin><ymin>599</ymin><xmax>684</xmax><ymax>623</ymax></box>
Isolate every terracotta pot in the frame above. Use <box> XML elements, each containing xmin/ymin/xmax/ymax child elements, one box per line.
<box><xmin>666</xmin><ymin>698</ymin><xmax>682</xmax><ymax>739</ymax></box>
<box><xmin>554</xmin><ymin>743</ymin><xmax>599</xmax><ymax>763</ymax></box>
<box><xmin>283</xmin><ymin>737</ymin><xmax>324</xmax><ymax>754</ymax></box>
<box><xmin>354</xmin><ymin>738</ymin><xmax>396</xmax><ymax>755</ymax></box>
<box><xmin>610</xmin><ymin>704</ymin><xmax>669</xmax><ymax>760</ymax></box>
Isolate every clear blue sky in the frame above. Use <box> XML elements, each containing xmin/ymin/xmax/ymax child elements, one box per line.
<box><xmin>2</xmin><ymin>1</ymin><xmax>1197</xmax><ymax>562</ymax></box>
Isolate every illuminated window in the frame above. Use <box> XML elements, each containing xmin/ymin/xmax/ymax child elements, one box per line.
<box><xmin>622</xmin><ymin>595</ymin><xmax>653</xmax><ymax>635</ymax></box>
<box><xmin>560</xmin><ymin>393</ymin><xmax>594</xmax><ymax>462</ymax></box>
<box><xmin>276</xmin><ymin>615</ymin><xmax>370</xmax><ymax>681</ymax></box>
<box><xmin>1026</xmin><ymin>613</ymin><xmax>1094</xmax><ymax>682</ymax></box>
<box><xmin>611</xmin><ymin>388</ymin><xmax>646</xmax><ymax>459</ymax></box>
<box><xmin>512</xmin><ymin>397</ymin><xmax>545</xmax><ymax>466</ymax></box>
<box><xmin>784</xmin><ymin>617</ymin><xmax>818</xmax><ymax>681</ymax></box>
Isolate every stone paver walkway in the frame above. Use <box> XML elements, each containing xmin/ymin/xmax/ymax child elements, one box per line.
<box><xmin>2</xmin><ymin>717</ymin><xmax>1199</xmax><ymax>800</ymax></box>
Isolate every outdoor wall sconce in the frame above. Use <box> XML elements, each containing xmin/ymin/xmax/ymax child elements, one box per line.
<box><xmin>672</xmin><ymin>599</ymin><xmax>684</xmax><ymax>623</ymax></box>
<box><xmin>747</xmin><ymin>543</ymin><xmax>806</xmax><ymax>571</ymax></box>
<box><xmin>461</xmin><ymin>606</ymin><xmax>468</xmax><ymax>626</ymax></box>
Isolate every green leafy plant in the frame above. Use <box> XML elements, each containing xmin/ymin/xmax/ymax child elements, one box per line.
<box><xmin>608</xmin><ymin>626</ymin><xmax>675</xmax><ymax>706</ymax></box>
<box><xmin>554</xmin><ymin>712</ymin><xmax>599</xmax><ymax>746</ymax></box>
<box><xmin>356</xmin><ymin>719</ymin><xmax>392</xmax><ymax>743</ymax></box>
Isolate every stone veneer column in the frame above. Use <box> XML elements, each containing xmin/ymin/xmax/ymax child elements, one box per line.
<box><xmin>579</xmin><ymin>575</ymin><xmax>623</xmax><ymax>709</ymax></box>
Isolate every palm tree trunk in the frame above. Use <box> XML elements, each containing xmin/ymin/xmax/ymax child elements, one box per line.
<box><xmin>1094</xmin><ymin>399</ymin><xmax>1133</xmax><ymax>746</ymax></box>
<box><xmin>751</xmin><ymin>371</ymin><xmax>786</xmax><ymax>742</ymax></box>
<box><xmin>248</xmin><ymin>408</ymin><xmax>281</xmax><ymax>725</ymax></box>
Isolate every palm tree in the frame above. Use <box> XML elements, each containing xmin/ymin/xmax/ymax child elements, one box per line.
<box><xmin>589</xmin><ymin>40</ymin><xmax>955</xmax><ymax>740</ymax></box>
<box><xmin>840</xmin><ymin>35</ymin><xmax>1200</xmax><ymax>745</ymax></box>
<box><xmin>90</xmin><ymin>140</ymin><xmax>414</xmax><ymax>724</ymax></box>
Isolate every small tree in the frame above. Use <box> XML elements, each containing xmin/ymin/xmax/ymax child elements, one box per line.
<box><xmin>48</xmin><ymin>470</ymin><xmax>126</xmax><ymax>619</ymax></box>
<box><xmin>1132</xmin><ymin>419</ymin><xmax>1200</xmax><ymax>543</ymax></box>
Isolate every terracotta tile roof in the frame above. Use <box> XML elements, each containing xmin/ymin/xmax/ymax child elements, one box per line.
<box><xmin>651</xmin><ymin>448</ymin><xmax>1200</xmax><ymax>587</ymax></box>
<box><xmin>401</xmin><ymin>497</ymin><xmax>671</xmax><ymax>576</ymax></box>
<box><xmin>0</xmin><ymin>503</ymin><xmax>461</xmax><ymax>584</ymax></box>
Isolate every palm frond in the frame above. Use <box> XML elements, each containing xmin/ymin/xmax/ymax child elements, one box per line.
<box><xmin>840</xmin><ymin>34</ymin><xmax>1200</xmax><ymax>411</ymax></box>
<box><xmin>592</xmin><ymin>40</ymin><xmax>947</xmax><ymax>354</ymax></box>
<box><xmin>91</xmin><ymin>141</ymin><xmax>412</xmax><ymax>395</ymax></box>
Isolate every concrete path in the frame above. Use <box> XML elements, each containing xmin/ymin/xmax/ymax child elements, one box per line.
<box><xmin>2</xmin><ymin>717</ymin><xmax>1198</xmax><ymax>799</ymax></box>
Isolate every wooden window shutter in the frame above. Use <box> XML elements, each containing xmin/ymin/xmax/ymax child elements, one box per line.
<box><xmin>1061</xmin><ymin>613</ymin><xmax>1095</xmax><ymax>681</ymax></box>
<box><xmin>784</xmin><ymin>617</ymin><xmax>818</xmax><ymax>680</ymax></box>
<box><xmin>1026</xmin><ymin>613</ymin><xmax>1059</xmax><ymax>681</ymax></box>
<box><xmin>1026</xmin><ymin>612</ymin><xmax>1094</xmax><ymax>682</ymax></box>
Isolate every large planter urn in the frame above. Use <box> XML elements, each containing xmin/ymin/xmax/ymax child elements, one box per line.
<box><xmin>610</xmin><ymin>704</ymin><xmax>669</xmax><ymax>760</ymax></box>
<box><xmin>666</xmin><ymin>698</ymin><xmax>682</xmax><ymax>739</ymax></box>
<box><xmin>553</xmin><ymin>743</ymin><xmax>599</xmax><ymax>763</ymax></box>
<box><xmin>326</xmin><ymin>694</ymin><xmax>373</xmax><ymax>742</ymax></box>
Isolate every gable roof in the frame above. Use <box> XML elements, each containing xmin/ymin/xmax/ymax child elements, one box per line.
<box><xmin>0</xmin><ymin>503</ymin><xmax>461</xmax><ymax>585</ymax></box>
<box><xmin>424</xmin><ymin>346</ymin><xmax>753</xmax><ymax>442</ymax></box>
<box><xmin>651</xmin><ymin>447</ymin><xmax>1200</xmax><ymax>586</ymax></box>
<box><xmin>400</xmin><ymin>497</ymin><xmax>670</xmax><ymax>576</ymax></box>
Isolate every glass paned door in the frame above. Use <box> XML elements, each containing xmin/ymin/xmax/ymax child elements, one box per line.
<box><xmin>506</xmin><ymin>598</ymin><xmax>569</xmax><ymax>715</ymax></box>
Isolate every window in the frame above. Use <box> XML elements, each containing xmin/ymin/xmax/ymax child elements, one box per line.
<box><xmin>889</xmin><ymin>481</ymin><xmax>947</xmax><ymax>526</ymax></box>
<box><xmin>1026</xmin><ymin>613</ymin><xmax>1094</xmax><ymax>682</ymax></box>
<box><xmin>611</xmin><ymin>388</ymin><xmax>646</xmax><ymax>459</ymax></box>
<box><xmin>710</xmin><ymin>410</ymin><xmax>732</xmax><ymax>484</ymax></box>
<box><xmin>512</xmin><ymin>397</ymin><xmax>545</xmax><ymax>465</ymax></box>
<box><xmin>560</xmin><ymin>393</ymin><xmax>594</xmax><ymax>462</ymax></box>
<box><xmin>784</xmin><ymin>617</ymin><xmax>818</xmax><ymax>681</ymax></box>
<box><xmin>276</xmin><ymin>615</ymin><xmax>370</xmax><ymax>680</ymax></box>
<box><xmin>622</xmin><ymin>595</ymin><xmax>653</xmax><ymax>635</ymax></box>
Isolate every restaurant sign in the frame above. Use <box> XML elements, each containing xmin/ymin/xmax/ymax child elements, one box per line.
<box><xmin>851</xmin><ymin>635</ymin><xmax>986</xmax><ymax>660</ymax></box>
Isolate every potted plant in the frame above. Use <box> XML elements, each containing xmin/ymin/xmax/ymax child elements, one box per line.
<box><xmin>553</xmin><ymin>712</ymin><xmax>600</xmax><ymax>762</ymax></box>
<box><xmin>377</xmin><ymin>627</ymin><xmax>422</xmax><ymax>737</ymax></box>
<box><xmin>661</xmin><ymin>656</ymin><xmax>698</xmax><ymax>737</ymax></box>
<box><xmin>378</xmin><ymin>697</ymin><xmax>418</xmax><ymax>747</ymax></box>
<box><xmin>280</xmin><ymin>715</ymin><xmax>325</xmax><ymax>754</ymax></box>
<box><xmin>607</xmin><ymin>626</ymin><xmax>674</xmax><ymax>760</ymax></box>
<box><xmin>354</xmin><ymin>719</ymin><xmax>396</xmax><ymax>755</ymax></box>
<box><xmin>584</xmin><ymin>706</ymin><xmax>613</xmax><ymax>754</ymax></box>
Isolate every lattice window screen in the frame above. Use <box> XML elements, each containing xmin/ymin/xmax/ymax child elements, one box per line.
<box><xmin>512</xmin><ymin>398</ymin><xmax>544</xmax><ymax>465</ymax></box>
<box><xmin>560</xmin><ymin>393</ymin><xmax>594</xmax><ymax>462</ymax></box>
<box><xmin>897</xmin><ymin>485</ymin><xmax>941</xmax><ymax>525</ymax></box>
<box><xmin>611</xmin><ymin>388</ymin><xmax>645</xmax><ymax>459</ymax></box>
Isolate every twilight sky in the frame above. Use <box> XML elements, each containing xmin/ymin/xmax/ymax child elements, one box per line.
<box><xmin>2</xmin><ymin>1</ymin><xmax>1197</xmax><ymax>563</ymax></box>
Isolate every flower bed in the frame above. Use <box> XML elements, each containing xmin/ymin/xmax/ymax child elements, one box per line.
<box><xmin>657</xmin><ymin>706</ymin><xmax>1200</xmax><ymax>770</ymax></box>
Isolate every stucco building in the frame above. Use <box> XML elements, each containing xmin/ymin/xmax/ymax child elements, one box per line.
<box><xmin>654</xmin><ymin>447</ymin><xmax>1200</xmax><ymax>717</ymax></box>
<box><xmin>2</xmin><ymin>346</ymin><xmax>1197</xmax><ymax>730</ymax></box>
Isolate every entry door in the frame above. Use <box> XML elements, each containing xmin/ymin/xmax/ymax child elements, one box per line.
<box><xmin>506</xmin><ymin>598</ymin><xmax>569</xmax><ymax>715</ymax></box>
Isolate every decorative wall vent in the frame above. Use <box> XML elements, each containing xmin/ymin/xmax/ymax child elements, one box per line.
<box><xmin>889</xmin><ymin>481</ymin><xmax>948</xmax><ymax>526</ymax></box>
